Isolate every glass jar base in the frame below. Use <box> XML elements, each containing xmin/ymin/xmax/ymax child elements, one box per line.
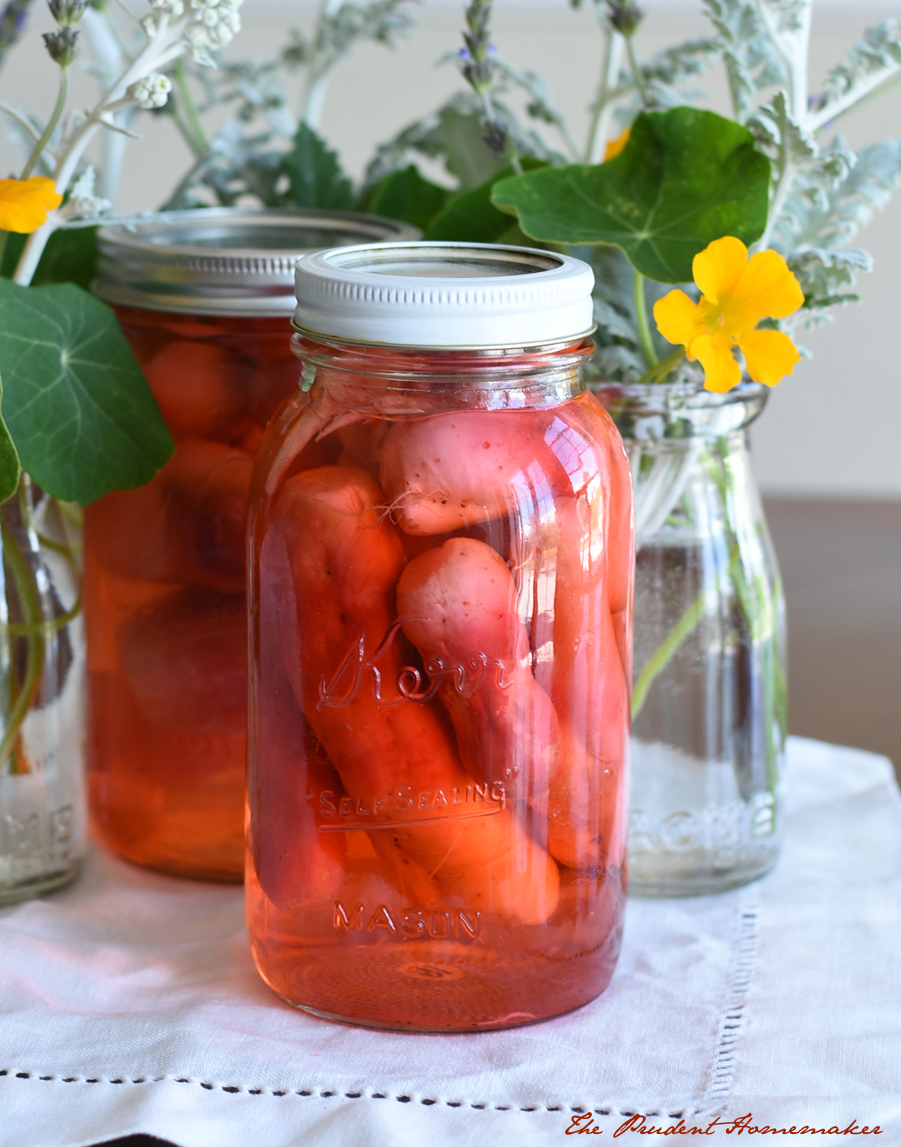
<box><xmin>627</xmin><ymin>853</ymin><xmax>778</xmax><ymax>898</ymax></box>
<box><xmin>252</xmin><ymin>932</ymin><xmax>620</xmax><ymax>1034</ymax></box>
<box><xmin>0</xmin><ymin>860</ymin><xmax>82</xmax><ymax>908</ymax></box>
<box><xmin>104</xmin><ymin>844</ymin><xmax>244</xmax><ymax>884</ymax></box>
<box><xmin>281</xmin><ymin>994</ymin><xmax>597</xmax><ymax>1035</ymax></box>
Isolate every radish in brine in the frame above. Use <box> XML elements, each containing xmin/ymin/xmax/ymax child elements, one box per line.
<box><xmin>249</xmin><ymin>660</ymin><xmax>347</xmax><ymax>911</ymax></box>
<box><xmin>267</xmin><ymin>464</ymin><xmax>560</xmax><ymax>925</ymax></box>
<box><xmin>88</xmin><ymin>439</ymin><xmax>252</xmax><ymax>593</ymax></box>
<box><xmin>397</xmin><ymin>538</ymin><xmax>558</xmax><ymax>805</ymax></box>
<box><xmin>143</xmin><ymin>339</ymin><xmax>251</xmax><ymax>443</ymax></box>
<box><xmin>379</xmin><ymin>408</ymin><xmax>558</xmax><ymax>536</ymax></box>
<box><xmin>529</xmin><ymin>493</ymin><xmax>630</xmax><ymax>871</ymax></box>
<box><xmin>116</xmin><ymin>586</ymin><xmax>246</xmax><ymax>735</ymax></box>
<box><xmin>397</xmin><ymin>536</ymin><xmax>624</xmax><ymax>871</ymax></box>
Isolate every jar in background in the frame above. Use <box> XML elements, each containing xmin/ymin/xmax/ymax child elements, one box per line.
<box><xmin>0</xmin><ymin>482</ymin><xmax>85</xmax><ymax>905</ymax></box>
<box><xmin>86</xmin><ymin>208</ymin><xmax>418</xmax><ymax>882</ymax></box>
<box><xmin>595</xmin><ymin>381</ymin><xmax>785</xmax><ymax>895</ymax></box>
<box><xmin>247</xmin><ymin>242</ymin><xmax>634</xmax><ymax>1031</ymax></box>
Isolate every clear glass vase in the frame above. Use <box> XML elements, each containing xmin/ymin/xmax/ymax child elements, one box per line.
<box><xmin>594</xmin><ymin>381</ymin><xmax>786</xmax><ymax>896</ymax></box>
<box><xmin>0</xmin><ymin>479</ymin><xmax>86</xmax><ymax>906</ymax></box>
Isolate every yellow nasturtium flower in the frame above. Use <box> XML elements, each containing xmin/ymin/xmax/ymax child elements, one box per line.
<box><xmin>653</xmin><ymin>236</ymin><xmax>805</xmax><ymax>393</ymax></box>
<box><xmin>0</xmin><ymin>176</ymin><xmax>63</xmax><ymax>234</ymax></box>
<box><xmin>604</xmin><ymin>126</ymin><xmax>631</xmax><ymax>161</ymax></box>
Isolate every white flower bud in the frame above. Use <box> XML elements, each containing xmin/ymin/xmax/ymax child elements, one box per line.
<box><xmin>68</xmin><ymin>166</ymin><xmax>112</xmax><ymax>217</ymax></box>
<box><xmin>182</xmin><ymin>0</ymin><xmax>242</xmax><ymax>59</ymax></box>
<box><xmin>129</xmin><ymin>71</ymin><xmax>172</xmax><ymax>109</ymax></box>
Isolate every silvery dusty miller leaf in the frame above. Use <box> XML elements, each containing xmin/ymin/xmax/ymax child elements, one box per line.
<box><xmin>0</xmin><ymin>280</ymin><xmax>173</xmax><ymax>505</ymax></box>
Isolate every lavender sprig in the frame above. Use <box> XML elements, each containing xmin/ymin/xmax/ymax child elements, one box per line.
<box><xmin>0</xmin><ymin>0</ymin><xmax>34</xmax><ymax>67</ymax></box>
<box><xmin>458</xmin><ymin>0</ymin><xmax>520</xmax><ymax>171</ymax></box>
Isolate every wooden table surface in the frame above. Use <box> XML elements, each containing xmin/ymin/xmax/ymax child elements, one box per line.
<box><xmin>764</xmin><ymin>497</ymin><xmax>901</xmax><ymax>785</ymax></box>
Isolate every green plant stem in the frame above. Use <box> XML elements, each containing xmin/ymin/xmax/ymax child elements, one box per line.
<box><xmin>633</xmin><ymin>270</ymin><xmax>659</xmax><ymax>369</ymax></box>
<box><xmin>172</xmin><ymin>57</ymin><xmax>208</xmax><ymax>157</ymax></box>
<box><xmin>0</xmin><ymin>516</ymin><xmax>44</xmax><ymax>773</ymax></box>
<box><xmin>585</xmin><ymin>22</ymin><xmax>624</xmax><ymax>163</ymax></box>
<box><xmin>635</xmin><ymin>347</ymin><xmax>685</xmax><ymax>385</ymax></box>
<box><xmin>625</xmin><ymin>34</ymin><xmax>648</xmax><ymax>107</ymax></box>
<box><xmin>20</xmin><ymin>67</ymin><xmax>68</xmax><ymax>179</ymax></box>
<box><xmin>632</xmin><ymin>587</ymin><xmax>706</xmax><ymax>719</ymax></box>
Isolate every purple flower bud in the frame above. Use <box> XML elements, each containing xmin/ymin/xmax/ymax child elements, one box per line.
<box><xmin>43</xmin><ymin>23</ymin><xmax>77</xmax><ymax>65</ymax></box>
<box><xmin>607</xmin><ymin>0</ymin><xmax>643</xmax><ymax>36</ymax></box>
<box><xmin>48</xmin><ymin>0</ymin><xmax>88</xmax><ymax>26</ymax></box>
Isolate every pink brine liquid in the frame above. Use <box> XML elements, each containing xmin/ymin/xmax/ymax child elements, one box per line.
<box><xmin>85</xmin><ymin>307</ymin><xmax>300</xmax><ymax>881</ymax></box>
<box><xmin>246</xmin><ymin>339</ymin><xmax>634</xmax><ymax>1030</ymax></box>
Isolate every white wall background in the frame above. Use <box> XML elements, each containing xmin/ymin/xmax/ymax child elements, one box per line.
<box><xmin>2</xmin><ymin>0</ymin><xmax>900</xmax><ymax>498</ymax></box>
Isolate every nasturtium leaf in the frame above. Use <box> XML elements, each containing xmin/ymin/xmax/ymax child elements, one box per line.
<box><xmin>425</xmin><ymin>158</ymin><xmax>547</xmax><ymax>243</ymax></box>
<box><xmin>491</xmin><ymin>107</ymin><xmax>771</xmax><ymax>283</ymax></box>
<box><xmin>1</xmin><ymin>226</ymin><xmax>98</xmax><ymax>290</ymax></box>
<box><xmin>362</xmin><ymin>165</ymin><xmax>450</xmax><ymax>232</ymax></box>
<box><xmin>283</xmin><ymin>122</ymin><xmax>356</xmax><ymax>211</ymax></box>
<box><xmin>0</xmin><ymin>382</ymin><xmax>20</xmax><ymax>504</ymax></box>
<box><xmin>0</xmin><ymin>279</ymin><xmax>173</xmax><ymax>504</ymax></box>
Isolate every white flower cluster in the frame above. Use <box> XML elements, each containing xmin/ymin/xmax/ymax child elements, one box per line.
<box><xmin>67</xmin><ymin>166</ymin><xmax>112</xmax><ymax>217</ymax></box>
<box><xmin>142</xmin><ymin>0</ymin><xmax>242</xmax><ymax>64</ymax></box>
<box><xmin>129</xmin><ymin>71</ymin><xmax>172</xmax><ymax>109</ymax></box>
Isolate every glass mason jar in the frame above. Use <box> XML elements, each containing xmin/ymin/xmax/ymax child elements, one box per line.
<box><xmin>0</xmin><ymin>479</ymin><xmax>85</xmax><ymax>905</ymax></box>
<box><xmin>86</xmin><ymin>208</ymin><xmax>417</xmax><ymax>882</ymax></box>
<box><xmin>593</xmin><ymin>381</ymin><xmax>786</xmax><ymax>896</ymax></box>
<box><xmin>247</xmin><ymin>242</ymin><xmax>634</xmax><ymax>1032</ymax></box>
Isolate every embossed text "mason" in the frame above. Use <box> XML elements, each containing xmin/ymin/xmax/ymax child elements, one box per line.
<box><xmin>334</xmin><ymin>901</ymin><xmax>481</xmax><ymax>940</ymax></box>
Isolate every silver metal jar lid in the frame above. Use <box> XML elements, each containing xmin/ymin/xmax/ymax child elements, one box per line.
<box><xmin>293</xmin><ymin>241</ymin><xmax>595</xmax><ymax>349</ymax></box>
<box><xmin>94</xmin><ymin>207</ymin><xmax>420</xmax><ymax>317</ymax></box>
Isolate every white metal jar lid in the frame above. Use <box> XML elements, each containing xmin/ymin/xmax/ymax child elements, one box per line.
<box><xmin>293</xmin><ymin>242</ymin><xmax>595</xmax><ymax>348</ymax></box>
<box><xmin>94</xmin><ymin>207</ymin><xmax>420</xmax><ymax>317</ymax></box>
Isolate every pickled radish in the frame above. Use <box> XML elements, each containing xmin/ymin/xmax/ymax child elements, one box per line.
<box><xmin>558</xmin><ymin>396</ymin><xmax>635</xmax><ymax>665</ymax></box>
<box><xmin>397</xmin><ymin>538</ymin><xmax>557</xmax><ymax>803</ymax></box>
<box><xmin>335</xmin><ymin>419</ymin><xmax>390</xmax><ymax>471</ymax></box>
<box><xmin>250</xmin><ymin>663</ymin><xmax>347</xmax><ymax>910</ymax></box>
<box><xmin>379</xmin><ymin>409</ymin><xmax>550</xmax><ymax>535</ymax></box>
<box><xmin>269</xmin><ymin>464</ymin><xmax>560</xmax><ymax>925</ymax></box>
<box><xmin>143</xmin><ymin>340</ymin><xmax>251</xmax><ymax>442</ymax></box>
<box><xmin>527</xmin><ymin>495</ymin><xmax>629</xmax><ymax>870</ymax></box>
<box><xmin>89</xmin><ymin>439</ymin><xmax>252</xmax><ymax>593</ymax></box>
<box><xmin>86</xmin><ymin>305</ymin><xmax>302</xmax><ymax>884</ymax></box>
<box><xmin>116</xmin><ymin>586</ymin><xmax>246</xmax><ymax>735</ymax></box>
<box><xmin>397</xmin><ymin>536</ymin><xmax>624</xmax><ymax>869</ymax></box>
<box><xmin>531</xmin><ymin>495</ymin><xmax>630</xmax><ymax>770</ymax></box>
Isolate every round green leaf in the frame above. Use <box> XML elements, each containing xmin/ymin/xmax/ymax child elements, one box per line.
<box><xmin>491</xmin><ymin>107</ymin><xmax>771</xmax><ymax>283</ymax></box>
<box><xmin>363</xmin><ymin>165</ymin><xmax>450</xmax><ymax>232</ymax></box>
<box><xmin>425</xmin><ymin>157</ymin><xmax>547</xmax><ymax>243</ymax></box>
<box><xmin>0</xmin><ymin>384</ymin><xmax>20</xmax><ymax>505</ymax></box>
<box><xmin>0</xmin><ymin>280</ymin><xmax>173</xmax><ymax>505</ymax></box>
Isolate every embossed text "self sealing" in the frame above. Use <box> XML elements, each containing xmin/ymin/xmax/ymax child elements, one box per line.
<box><xmin>317</xmin><ymin>781</ymin><xmax>506</xmax><ymax>831</ymax></box>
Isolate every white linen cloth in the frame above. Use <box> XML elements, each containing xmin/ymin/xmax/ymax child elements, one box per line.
<box><xmin>0</xmin><ymin>736</ymin><xmax>898</xmax><ymax>1146</ymax></box>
